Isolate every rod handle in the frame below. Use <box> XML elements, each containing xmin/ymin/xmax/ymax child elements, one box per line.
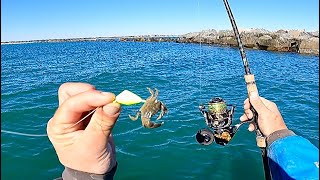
<box><xmin>244</xmin><ymin>74</ymin><xmax>266</xmax><ymax>148</ymax></box>
<box><xmin>244</xmin><ymin>74</ymin><xmax>258</xmax><ymax>96</ymax></box>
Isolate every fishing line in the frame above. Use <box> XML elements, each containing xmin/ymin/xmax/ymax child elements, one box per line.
<box><xmin>68</xmin><ymin>108</ymin><xmax>97</xmax><ymax>128</ymax></box>
<box><xmin>1</xmin><ymin>109</ymin><xmax>97</xmax><ymax>137</ymax></box>
<box><xmin>1</xmin><ymin>130</ymin><xmax>48</xmax><ymax>137</ymax></box>
<box><xmin>1</xmin><ymin>90</ymin><xmax>144</xmax><ymax>137</ymax></box>
<box><xmin>197</xmin><ymin>0</ymin><xmax>203</xmax><ymax>102</ymax></box>
<box><xmin>1</xmin><ymin>108</ymin><xmax>139</xmax><ymax>138</ymax></box>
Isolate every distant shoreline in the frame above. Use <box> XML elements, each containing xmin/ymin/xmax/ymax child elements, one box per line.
<box><xmin>1</xmin><ymin>37</ymin><xmax>121</xmax><ymax>45</ymax></box>
<box><xmin>2</xmin><ymin>28</ymin><xmax>318</xmax><ymax>56</ymax></box>
<box><xmin>1</xmin><ymin>41</ymin><xmax>35</xmax><ymax>45</ymax></box>
<box><xmin>0</xmin><ymin>35</ymin><xmax>179</xmax><ymax>45</ymax></box>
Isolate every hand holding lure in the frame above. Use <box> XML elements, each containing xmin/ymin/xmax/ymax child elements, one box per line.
<box><xmin>1</xmin><ymin>89</ymin><xmax>149</xmax><ymax>136</ymax></box>
<box><xmin>70</xmin><ymin>89</ymin><xmax>148</xmax><ymax>128</ymax></box>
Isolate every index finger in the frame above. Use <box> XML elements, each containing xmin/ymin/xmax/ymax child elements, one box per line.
<box><xmin>58</xmin><ymin>82</ymin><xmax>96</xmax><ymax>105</ymax></box>
<box><xmin>53</xmin><ymin>90</ymin><xmax>115</xmax><ymax>125</ymax></box>
<box><xmin>243</xmin><ymin>98</ymin><xmax>251</xmax><ymax>110</ymax></box>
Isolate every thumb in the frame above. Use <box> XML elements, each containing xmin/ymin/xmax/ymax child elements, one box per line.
<box><xmin>249</xmin><ymin>91</ymin><xmax>268</xmax><ymax>114</ymax></box>
<box><xmin>80</xmin><ymin>102</ymin><xmax>121</xmax><ymax>149</ymax></box>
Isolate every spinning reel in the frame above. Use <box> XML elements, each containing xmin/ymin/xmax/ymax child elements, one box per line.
<box><xmin>196</xmin><ymin>97</ymin><xmax>240</xmax><ymax>146</ymax></box>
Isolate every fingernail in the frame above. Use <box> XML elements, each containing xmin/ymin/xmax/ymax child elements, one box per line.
<box><xmin>243</xmin><ymin>98</ymin><xmax>249</xmax><ymax>105</ymax></box>
<box><xmin>103</xmin><ymin>103</ymin><xmax>121</xmax><ymax>116</ymax></box>
<box><xmin>248</xmin><ymin>125</ymin><xmax>255</xmax><ymax>131</ymax></box>
<box><xmin>101</xmin><ymin>92</ymin><xmax>115</xmax><ymax>96</ymax></box>
<box><xmin>101</xmin><ymin>92</ymin><xmax>116</xmax><ymax>100</ymax></box>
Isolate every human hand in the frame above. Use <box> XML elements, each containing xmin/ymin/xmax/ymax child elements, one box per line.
<box><xmin>47</xmin><ymin>82</ymin><xmax>121</xmax><ymax>174</ymax></box>
<box><xmin>240</xmin><ymin>92</ymin><xmax>288</xmax><ymax>137</ymax></box>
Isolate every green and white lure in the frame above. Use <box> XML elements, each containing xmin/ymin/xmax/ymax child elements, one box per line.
<box><xmin>114</xmin><ymin>90</ymin><xmax>146</xmax><ymax>105</ymax></box>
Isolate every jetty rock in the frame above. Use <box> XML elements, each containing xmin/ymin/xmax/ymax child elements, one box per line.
<box><xmin>177</xmin><ymin>28</ymin><xmax>319</xmax><ymax>55</ymax></box>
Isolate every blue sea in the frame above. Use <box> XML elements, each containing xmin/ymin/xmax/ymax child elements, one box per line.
<box><xmin>1</xmin><ymin>41</ymin><xmax>319</xmax><ymax>179</ymax></box>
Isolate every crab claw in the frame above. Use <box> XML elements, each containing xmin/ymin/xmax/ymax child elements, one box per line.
<box><xmin>156</xmin><ymin>102</ymin><xmax>168</xmax><ymax>120</ymax></box>
<box><xmin>144</xmin><ymin>121</ymin><xmax>164</xmax><ymax>129</ymax></box>
<box><xmin>142</xmin><ymin>116</ymin><xmax>164</xmax><ymax>129</ymax></box>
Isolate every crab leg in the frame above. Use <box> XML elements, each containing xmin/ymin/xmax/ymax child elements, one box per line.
<box><xmin>129</xmin><ymin>111</ymin><xmax>141</xmax><ymax>121</ymax></box>
<box><xmin>154</xmin><ymin>88</ymin><xmax>159</xmax><ymax>98</ymax></box>
<box><xmin>156</xmin><ymin>103</ymin><xmax>168</xmax><ymax>120</ymax></box>
<box><xmin>147</xmin><ymin>87</ymin><xmax>154</xmax><ymax>97</ymax></box>
<box><xmin>143</xmin><ymin>119</ymin><xmax>163</xmax><ymax>129</ymax></box>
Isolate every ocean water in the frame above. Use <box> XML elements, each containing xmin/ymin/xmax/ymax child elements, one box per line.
<box><xmin>1</xmin><ymin>41</ymin><xmax>319</xmax><ymax>180</ymax></box>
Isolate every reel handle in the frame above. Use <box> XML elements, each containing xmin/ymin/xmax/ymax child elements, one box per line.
<box><xmin>244</xmin><ymin>74</ymin><xmax>266</xmax><ymax>148</ymax></box>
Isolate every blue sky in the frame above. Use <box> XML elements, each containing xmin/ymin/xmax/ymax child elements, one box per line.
<box><xmin>1</xmin><ymin>0</ymin><xmax>319</xmax><ymax>41</ymax></box>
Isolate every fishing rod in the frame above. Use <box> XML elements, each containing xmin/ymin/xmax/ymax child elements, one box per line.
<box><xmin>222</xmin><ymin>0</ymin><xmax>271</xmax><ymax>179</ymax></box>
<box><xmin>194</xmin><ymin>0</ymin><xmax>271</xmax><ymax>179</ymax></box>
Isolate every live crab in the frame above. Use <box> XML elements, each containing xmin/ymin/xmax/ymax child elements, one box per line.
<box><xmin>129</xmin><ymin>87</ymin><xmax>168</xmax><ymax>128</ymax></box>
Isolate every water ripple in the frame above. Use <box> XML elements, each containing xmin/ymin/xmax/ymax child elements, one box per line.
<box><xmin>1</xmin><ymin>41</ymin><xmax>318</xmax><ymax>179</ymax></box>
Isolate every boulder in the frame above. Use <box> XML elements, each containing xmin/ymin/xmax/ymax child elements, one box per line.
<box><xmin>217</xmin><ymin>30</ymin><xmax>234</xmax><ymax>37</ymax></box>
<box><xmin>257</xmin><ymin>35</ymin><xmax>273</xmax><ymax>47</ymax></box>
<box><xmin>298</xmin><ymin>37</ymin><xmax>319</xmax><ymax>55</ymax></box>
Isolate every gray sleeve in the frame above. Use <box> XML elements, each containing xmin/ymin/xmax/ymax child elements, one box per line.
<box><xmin>266</xmin><ymin>129</ymin><xmax>296</xmax><ymax>147</ymax></box>
<box><xmin>61</xmin><ymin>162</ymin><xmax>118</xmax><ymax>180</ymax></box>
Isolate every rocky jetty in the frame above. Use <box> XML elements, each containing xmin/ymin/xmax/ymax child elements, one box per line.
<box><xmin>118</xmin><ymin>29</ymin><xmax>319</xmax><ymax>55</ymax></box>
<box><xmin>119</xmin><ymin>35</ymin><xmax>179</xmax><ymax>42</ymax></box>
<box><xmin>2</xmin><ymin>29</ymin><xmax>318</xmax><ymax>55</ymax></box>
<box><xmin>176</xmin><ymin>28</ymin><xmax>319</xmax><ymax>55</ymax></box>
